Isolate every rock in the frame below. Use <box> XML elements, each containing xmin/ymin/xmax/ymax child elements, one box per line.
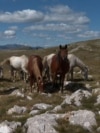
<box><xmin>92</xmin><ymin>88</ymin><xmax>100</xmax><ymax>95</ymax></box>
<box><xmin>61</xmin><ymin>89</ymin><xmax>92</xmax><ymax>106</ymax></box>
<box><xmin>31</xmin><ymin>103</ymin><xmax>53</xmax><ymax>110</ymax></box>
<box><xmin>10</xmin><ymin>90</ymin><xmax>24</xmax><ymax>98</ymax></box>
<box><xmin>7</xmin><ymin>105</ymin><xmax>27</xmax><ymax>115</ymax></box>
<box><xmin>23</xmin><ymin>113</ymin><xmax>61</xmax><ymax>133</ymax></box>
<box><xmin>0</xmin><ymin>120</ymin><xmax>21</xmax><ymax>133</ymax></box>
<box><xmin>29</xmin><ymin>110</ymin><xmax>40</xmax><ymax>116</ymax></box>
<box><xmin>95</xmin><ymin>95</ymin><xmax>100</xmax><ymax>105</ymax></box>
<box><xmin>27</xmin><ymin>96</ymin><xmax>32</xmax><ymax>100</ymax></box>
<box><xmin>52</xmin><ymin>105</ymin><xmax>62</xmax><ymax>112</ymax></box>
<box><xmin>69</xmin><ymin>110</ymin><xmax>97</xmax><ymax>132</ymax></box>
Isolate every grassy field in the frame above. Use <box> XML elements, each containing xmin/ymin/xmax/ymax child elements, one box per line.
<box><xmin>0</xmin><ymin>39</ymin><xmax>100</xmax><ymax>133</ymax></box>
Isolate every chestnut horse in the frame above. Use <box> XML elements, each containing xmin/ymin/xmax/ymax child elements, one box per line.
<box><xmin>50</xmin><ymin>45</ymin><xmax>69</xmax><ymax>93</ymax></box>
<box><xmin>27</xmin><ymin>55</ymin><xmax>44</xmax><ymax>92</ymax></box>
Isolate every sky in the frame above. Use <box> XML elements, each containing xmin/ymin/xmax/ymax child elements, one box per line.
<box><xmin>0</xmin><ymin>0</ymin><xmax>100</xmax><ymax>47</ymax></box>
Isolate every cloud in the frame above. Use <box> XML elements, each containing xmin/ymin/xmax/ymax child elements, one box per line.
<box><xmin>24</xmin><ymin>5</ymin><xmax>89</xmax><ymax>37</ymax></box>
<box><xmin>0</xmin><ymin>4</ymin><xmax>98</xmax><ymax>45</ymax></box>
<box><xmin>77</xmin><ymin>30</ymin><xmax>100</xmax><ymax>38</ymax></box>
<box><xmin>24</xmin><ymin>22</ymin><xmax>85</xmax><ymax>34</ymax></box>
<box><xmin>44</xmin><ymin>5</ymin><xmax>90</xmax><ymax>25</ymax></box>
<box><xmin>4</xmin><ymin>30</ymin><xmax>16</xmax><ymax>38</ymax></box>
<box><xmin>0</xmin><ymin>9</ymin><xmax>44</xmax><ymax>23</ymax></box>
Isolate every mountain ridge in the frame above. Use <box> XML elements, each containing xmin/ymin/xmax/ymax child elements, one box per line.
<box><xmin>0</xmin><ymin>44</ymin><xmax>43</xmax><ymax>50</ymax></box>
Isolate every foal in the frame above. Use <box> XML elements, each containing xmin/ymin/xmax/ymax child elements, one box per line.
<box><xmin>50</xmin><ymin>45</ymin><xmax>69</xmax><ymax>93</ymax></box>
<box><xmin>27</xmin><ymin>55</ymin><xmax>44</xmax><ymax>92</ymax></box>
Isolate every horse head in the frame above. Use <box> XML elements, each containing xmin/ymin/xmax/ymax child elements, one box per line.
<box><xmin>37</xmin><ymin>76</ymin><xmax>44</xmax><ymax>92</ymax></box>
<box><xmin>81</xmin><ymin>66</ymin><xmax>88</xmax><ymax>80</ymax></box>
<box><xmin>59</xmin><ymin>44</ymin><xmax>68</xmax><ymax>60</ymax></box>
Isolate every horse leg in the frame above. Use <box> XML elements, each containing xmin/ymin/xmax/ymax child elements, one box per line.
<box><xmin>70</xmin><ymin>68</ymin><xmax>74</xmax><ymax>81</ymax></box>
<box><xmin>60</xmin><ymin>75</ymin><xmax>65</xmax><ymax>93</ymax></box>
<box><xmin>30</xmin><ymin>76</ymin><xmax>33</xmax><ymax>92</ymax></box>
<box><xmin>22</xmin><ymin>67</ymin><xmax>28</xmax><ymax>82</ymax></box>
<box><xmin>10</xmin><ymin>67</ymin><xmax>16</xmax><ymax>82</ymax></box>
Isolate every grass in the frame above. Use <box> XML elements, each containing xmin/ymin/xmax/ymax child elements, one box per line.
<box><xmin>0</xmin><ymin>39</ymin><xmax>100</xmax><ymax>132</ymax></box>
<box><xmin>55</xmin><ymin>119</ymin><xmax>90</xmax><ymax>133</ymax></box>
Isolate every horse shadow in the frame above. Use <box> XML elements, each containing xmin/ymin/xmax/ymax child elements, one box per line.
<box><xmin>64</xmin><ymin>81</ymin><xmax>91</xmax><ymax>93</ymax></box>
<box><xmin>0</xmin><ymin>87</ymin><xmax>19</xmax><ymax>95</ymax></box>
<box><xmin>44</xmin><ymin>82</ymin><xmax>60</xmax><ymax>93</ymax></box>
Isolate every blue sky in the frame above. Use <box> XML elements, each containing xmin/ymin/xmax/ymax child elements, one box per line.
<box><xmin>0</xmin><ymin>0</ymin><xmax>100</xmax><ymax>47</ymax></box>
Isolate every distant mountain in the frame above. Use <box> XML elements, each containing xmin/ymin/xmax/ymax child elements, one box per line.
<box><xmin>0</xmin><ymin>44</ymin><xmax>43</xmax><ymax>50</ymax></box>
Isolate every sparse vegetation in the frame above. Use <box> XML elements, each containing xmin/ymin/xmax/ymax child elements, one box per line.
<box><xmin>0</xmin><ymin>39</ymin><xmax>100</xmax><ymax>132</ymax></box>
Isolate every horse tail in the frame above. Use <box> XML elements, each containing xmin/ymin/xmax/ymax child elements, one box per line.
<box><xmin>0</xmin><ymin>58</ymin><xmax>10</xmax><ymax>66</ymax></box>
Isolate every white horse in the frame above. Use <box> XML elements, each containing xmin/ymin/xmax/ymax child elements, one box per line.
<box><xmin>43</xmin><ymin>53</ymin><xmax>55</xmax><ymax>81</ymax></box>
<box><xmin>0</xmin><ymin>55</ymin><xmax>29</xmax><ymax>82</ymax></box>
<box><xmin>43</xmin><ymin>53</ymin><xmax>88</xmax><ymax>81</ymax></box>
<box><xmin>67</xmin><ymin>54</ymin><xmax>88</xmax><ymax>80</ymax></box>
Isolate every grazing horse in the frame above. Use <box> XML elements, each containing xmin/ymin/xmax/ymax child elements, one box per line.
<box><xmin>50</xmin><ymin>45</ymin><xmax>69</xmax><ymax>93</ymax></box>
<box><xmin>67</xmin><ymin>54</ymin><xmax>88</xmax><ymax>80</ymax></box>
<box><xmin>27</xmin><ymin>55</ymin><xmax>44</xmax><ymax>93</ymax></box>
<box><xmin>0</xmin><ymin>55</ymin><xmax>28</xmax><ymax>82</ymax></box>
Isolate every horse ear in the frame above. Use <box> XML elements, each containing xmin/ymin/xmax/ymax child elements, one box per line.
<box><xmin>59</xmin><ymin>45</ymin><xmax>62</xmax><ymax>49</ymax></box>
<box><xmin>65</xmin><ymin>44</ymin><xmax>68</xmax><ymax>49</ymax></box>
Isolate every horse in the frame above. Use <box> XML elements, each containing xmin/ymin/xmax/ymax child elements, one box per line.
<box><xmin>43</xmin><ymin>53</ymin><xmax>55</xmax><ymax>81</ymax></box>
<box><xmin>43</xmin><ymin>53</ymin><xmax>88</xmax><ymax>81</ymax></box>
<box><xmin>27</xmin><ymin>55</ymin><xmax>44</xmax><ymax>93</ymax></box>
<box><xmin>0</xmin><ymin>55</ymin><xmax>29</xmax><ymax>82</ymax></box>
<box><xmin>67</xmin><ymin>54</ymin><xmax>88</xmax><ymax>80</ymax></box>
<box><xmin>50</xmin><ymin>45</ymin><xmax>69</xmax><ymax>93</ymax></box>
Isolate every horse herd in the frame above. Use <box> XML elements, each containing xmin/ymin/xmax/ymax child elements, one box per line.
<box><xmin>0</xmin><ymin>45</ymin><xmax>88</xmax><ymax>93</ymax></box>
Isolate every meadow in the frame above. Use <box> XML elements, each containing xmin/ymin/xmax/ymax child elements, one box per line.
<box><xmin>0</xmin><ymin>39</ymin><xmax>100</xmax><ymax>133</ymax></box>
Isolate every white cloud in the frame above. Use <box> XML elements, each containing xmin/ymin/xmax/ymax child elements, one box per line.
<box><xmin>0</xmin><ymin>9</ymin><xmax>44</xmax><ymax>23</ymax></box>
<box><xmin>0</xmin><ymin>4</ymin><xmax>98</xmax><ymax>45</ymax></box>
<box><xmin>44</xmin><ymin>5</ymin><xmax>90</xmax><ymax>25</ymax></box>
<box><xmin>23</xmin><ymin>5</ymin><xmax>89</xmax><ymax>36</ymax></box>
<box><xmin>78</xmin><ymin>30</ymin><xmax>100</xmax><ymax>38</ymax></box>
<box><xmin>24</xmin><ymin>22</ymin><xmax>85</xmax><ymax>34</ymax></box>
<box><xmin>4</xmin><ymin>30</ymin><xmax>16</xmax><ymax>38</ymax></box>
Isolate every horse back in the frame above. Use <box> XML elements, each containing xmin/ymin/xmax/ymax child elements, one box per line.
<box><xmin>27</xmin><ymin>55</ymin><xmax>43</xmax><ymax>76</ymax></box>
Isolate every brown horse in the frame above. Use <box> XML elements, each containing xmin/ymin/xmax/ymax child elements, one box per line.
<box><xmin>50</xmin><ymin>45</ymin><xmax>69</xmax><ymax>93</ymax></box>
<box><xmin>27</xmin><ymin>55</ymin><xmax>44</xmax><ymax>92</ymax></box>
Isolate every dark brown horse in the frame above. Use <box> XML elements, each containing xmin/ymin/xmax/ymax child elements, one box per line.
<box><xmin>27</xmin><ymin>55</ymin><xmax>44</xmax><ymax>92</ymax></box>
<box><xmin>50</xmin><ymin>45</ymin><xmax>69</xmax><ymax>93</ymax></box>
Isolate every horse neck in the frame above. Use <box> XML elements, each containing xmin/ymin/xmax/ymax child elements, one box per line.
<box><xmin>56</xmin><ymin>51</ymin><xmax>63</xmax><ymax>62</ymax></box>
<box><xmin>33</xmin><ymin>59</ymin><xmax>42</xmax><ymax>80</ymax></box>
<box><xmin>76</xmin><ymin>57</ymin><xmax>87</xmax><ymax>71</ymax></box>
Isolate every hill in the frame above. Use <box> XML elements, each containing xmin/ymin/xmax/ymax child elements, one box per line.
<box><xmin>0</xmin><ymin>39</ymin><xmax>100</xmax><ymax>133</ymax></box>
<box><xmin>0</xmin><ymin>44</ymin><xmax>43</xmax><ymax>50</ymax></box>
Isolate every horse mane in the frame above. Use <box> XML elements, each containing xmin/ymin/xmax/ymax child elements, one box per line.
<box><xmin>33</xmin><ymin>57</ymin><xmax>42</xmax><ymax>79</ymax></box>
<box><xmin>56</xmin><ymin>50</ymin><xmax>63</xmax><ymax>63</ymax></box>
